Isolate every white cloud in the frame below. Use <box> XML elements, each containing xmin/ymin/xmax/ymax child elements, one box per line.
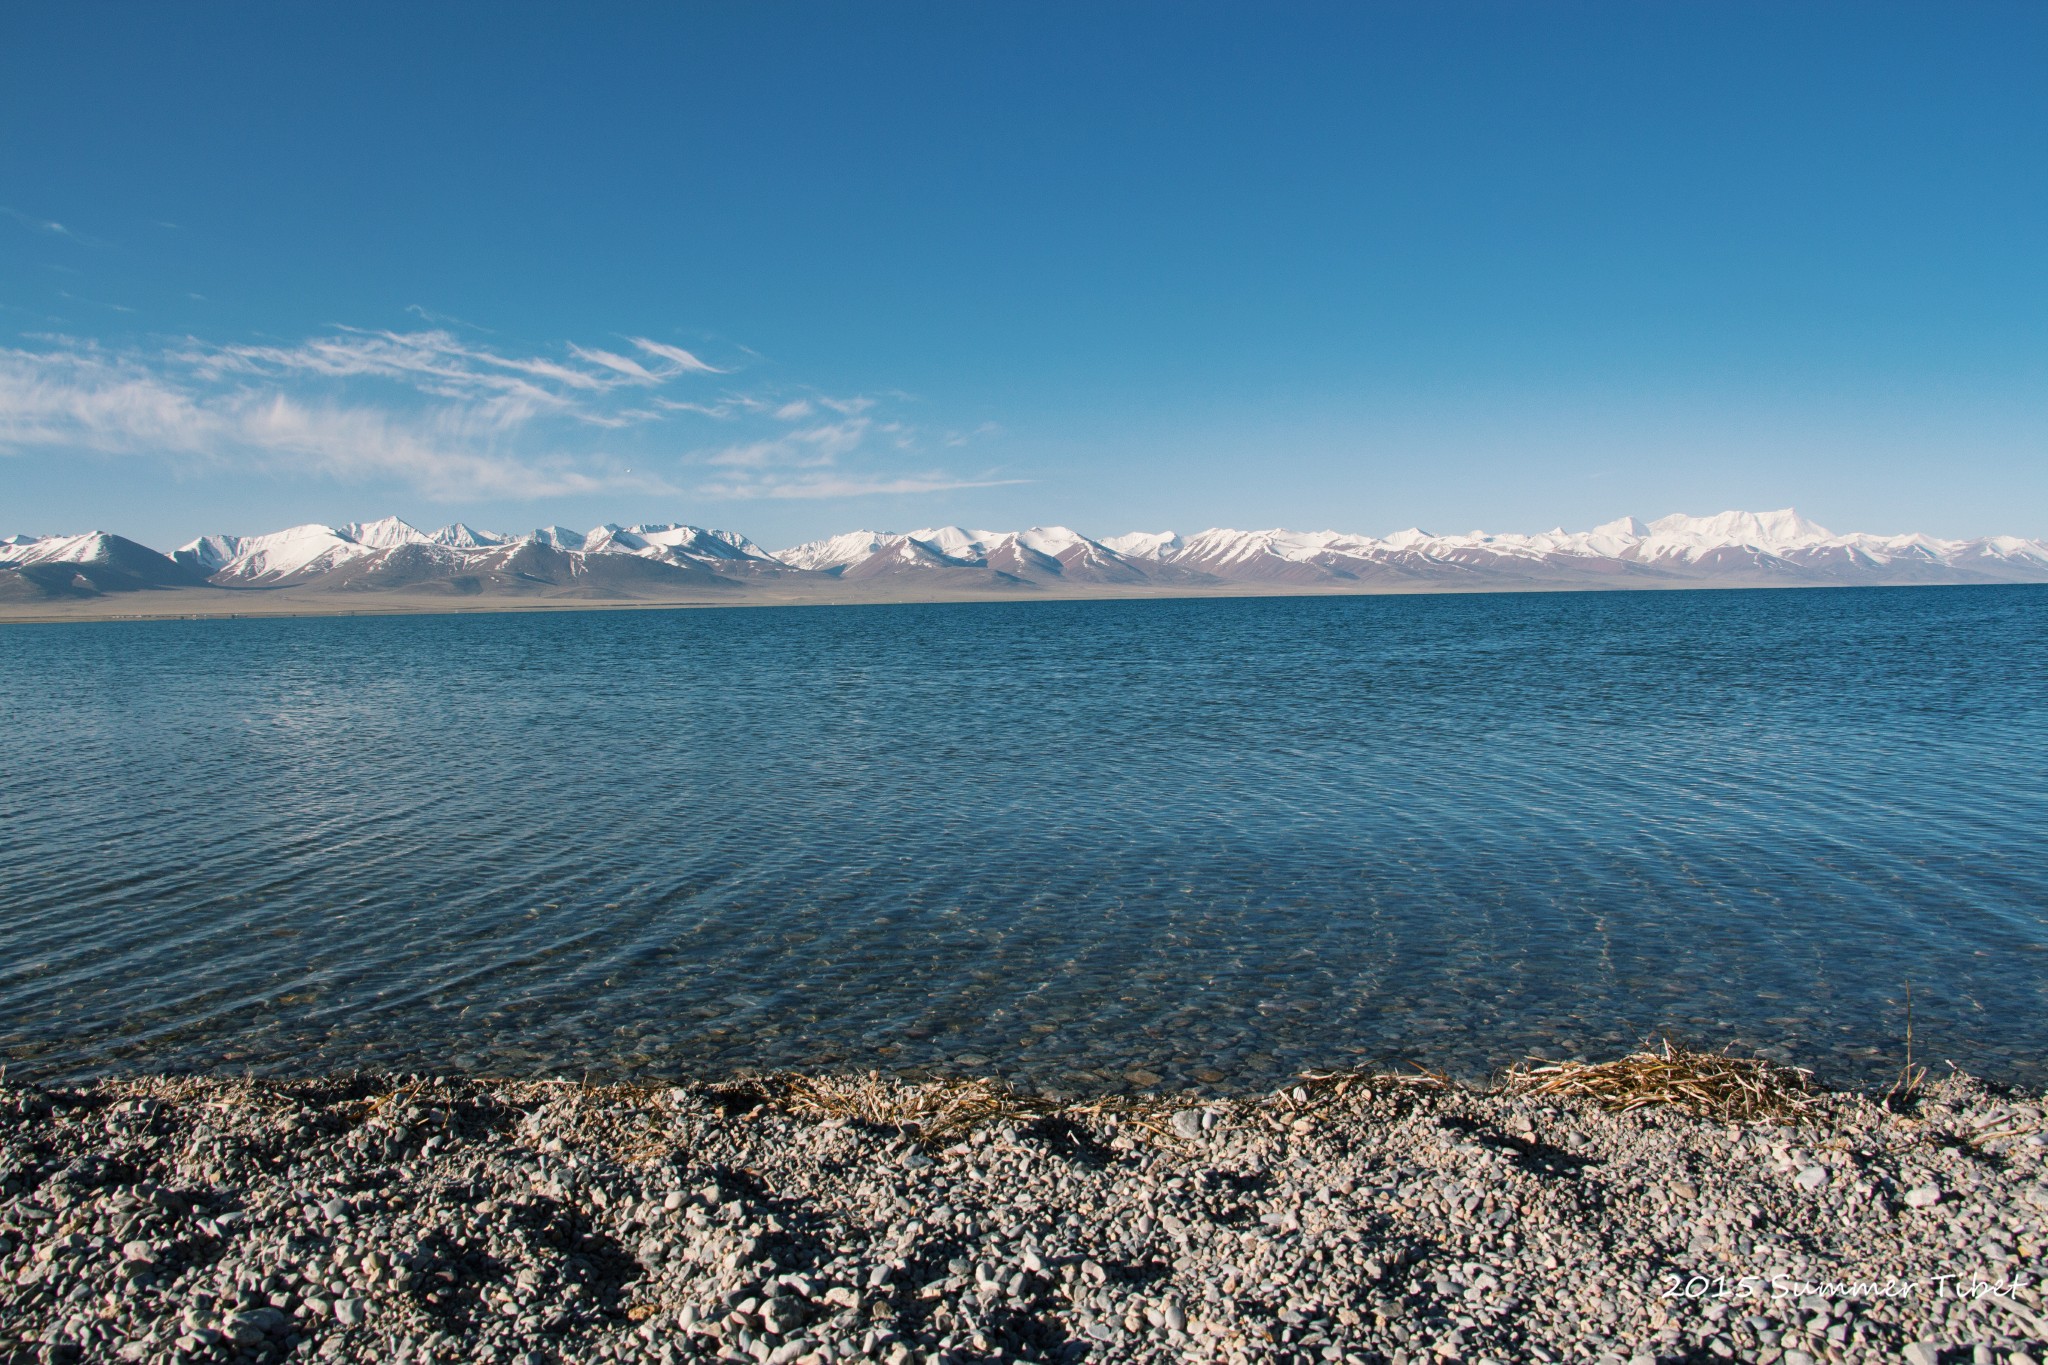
<box><xmin>945</xmin><ymin>421</ymin><xmax>1003</xmax><ymax>447</ymax></box>
<box><xmin>686</xmin><ymin>416</ymin><xmax>1022</xmax><ymax>499</ymax></box>
<box><xmin>0</xmin><ymin>323</ymin><xmax>1008</xmax><ymax>505</ymax></box>
<box><xmin>405</xmin><ymin>303</ymin><xmax>492</xmax><ymax>332</ymax></box>
<box><xmin>630</xmin><ymin>337</ymin><xmax>722</xmax><ymax>373</ymax></box>
<box><xmin>54</xmin><ymin>291</ymin><xmax>135</xmax><ymax>314</ymax></box>
<box><xmin>656</xmin><ymin>398</ymin><xmax>746</xmax><ymax>419</ymax></box>
<box><xmin>0</xmin><ymin>345</ymin><xmax>216</xmax><ymax>457</ymax></box>
<box><xmin>0</xmin><ymin>342</ymin><xmax>677</xmax><ymax>499</ymax></box>
<box><xmin>697</xmin><ymin>470</ymin><xmax>1030</xmax><ymax>500</ymax></box>
<box><xmin>695</xmin><ymin>417</ymin><xmax>869</xmax><ymax>471</ymax></box>
<box><xmin>566</xmin><ymin>344</ymin><xmax>662</xmax><ymax>385</ymax></box>
<box><xmin>2</xmin><ymin>207</ymin><xmax>82</xmax><ymax>241</ymax></box>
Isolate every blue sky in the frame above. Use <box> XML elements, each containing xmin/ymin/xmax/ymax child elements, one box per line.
<box><xmin>3</xmin><ymin>2</ymin><xmax>2043</xmax><ymax>548</ymax></box>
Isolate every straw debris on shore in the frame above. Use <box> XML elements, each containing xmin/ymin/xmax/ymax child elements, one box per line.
<box><xmin>1</xmin><ymin>1063</ymin><xmax>2043</xmax><ymax>1365</ymax></box>
<box><xmin>1505</xmin><ymin>1041</ymin><xmax>1819</xmax><ymax>1123</ymax></box>
<box><xmin>723</xmin><ymin>1076</ymin><xmax>1047</xmax><ymax>1147</ymax></box>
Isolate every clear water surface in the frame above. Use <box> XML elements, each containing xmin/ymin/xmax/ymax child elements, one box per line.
<box><xmin>3</xmin><ymin>586</ymin><xmax>2045</xmax><ymax>1094</ymax></box>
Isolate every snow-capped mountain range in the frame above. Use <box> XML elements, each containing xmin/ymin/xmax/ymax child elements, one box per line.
<box><xmin>5</xmin><ymin>509</ymin><xmax>2047</xmax><ymax>606</ymax></box>
<box><xmin>169</xmin><ymin>516</ymin><xmax>780</xmax><ymax>585</ymax></box>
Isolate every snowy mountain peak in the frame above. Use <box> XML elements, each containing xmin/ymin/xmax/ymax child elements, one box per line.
<box><xmin>1646</xmin><ymin>507</ymin><xmax>1831</xmax><ymax>551</ymax></box>
<box><xmin>628</xmin><ymin>524</ymin><xmax>775</xmax><ymax>561</ymax></box>
<box><xmin>2</xmin><ymin>531</ymin><xmax>117</xmax><ymax>566</ymax></box>
<box><xmin>774</xmin><ymin>530</ymin><xmax>890</xmax><ymax>572</ymax></box>
<box><xmin>1013</xmin><ymin>526</ymin><xmax>1091</xmax><ymax>557</ymax></box>
<box><xmin>431</xmin><ymin>522</ymin><xmax>511</xmax><ymax>548</ymax></box>
<box><xmin>341</xmin><ymin>516</ymin><xmax>432</xmax><ymax>550</ymax></box>
<box><xmin>528</xmin><ymin>525</ymin><xmax>587</xmax><ymax>550</ymax></box>
<box><xmin>1177</xmin><ymin>527</ymin><xmax>1352</xmax><ymax>564</ymax></box>
<box><xmin>175</xmin><ymin>534</ymin><xmax>245</xmax><ymax>571</ymax></box>
<box><xmin>905</xmin><ymin>526</ymin><xmax>1000</xmax><ymax>562</ymax></box>
<box><xmin>581</xmin><ymin>524</ymin><xmax>640</xmax><ymax>554</ymax></box>
<box><xmin>1102</xmin><ymin>531</ymin><xmax>1182</xmax><ymax>560</ymax></box>
<box><xmin>696</xmin><ymin>528</ymin><xmax>776</xmax><ymax>561</ymax></box>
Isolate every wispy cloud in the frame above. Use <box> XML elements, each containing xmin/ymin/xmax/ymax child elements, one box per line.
<box><xmin>630</xmin><ymin>337</ymin><xmax>722</xmax><ymax>373</ymax></box>
<box><xmin>0</xmin><ymin>321</ymin><xmax>1006</xmax><ymax>503</ymax></box>
<box><xmin>688</xmin><ymin>414</ymin><xmax>1021</xmax><ymax>499</ymax></box>
<box><xmin>566</xmin><ymin>344</ymin><xmax>662</xmax><ymax>385</ymax></box>
<box><xmin>692</xmin><ymin>417</ymin><xmax>872</xmax><ymax>472</ymax></box>
<box><xmin>405</xmin><ymin>303</ymin><xmax>492</xmax><ymax>332</ymax></box>
<box><xmin>697</xmin><ymin>471</ymin><xmax>1030</xmax><ymax>500</ymax></box>
<box><xmin>2</xmin><ymin>207</ymin><xmax>83</xmax><ymax>241</ymax></box>
<box><xmin>0</xmin><ymin>341</ymin><xmax>674</xmax><ymax>499</ymax></box>
<box><xmin>945</xmin><ymin>421</ymin><xmax>1003</xmax><ymax>447</ymax></box>
<box><xmin>55</xmin><ymin>291</ymin><xmax>135</xmax><ymax>314</ymax></box>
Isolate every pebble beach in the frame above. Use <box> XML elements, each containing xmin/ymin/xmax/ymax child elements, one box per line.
<box><xmin>3</xmin><ymin>1066</ymin><xmax>2045</xmax><ymax>1365</ymax></box>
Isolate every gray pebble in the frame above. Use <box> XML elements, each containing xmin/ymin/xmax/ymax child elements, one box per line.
<box><xmin>0</xmin><ymin>1069</ymin><xmax>2039</xmax><ymax>1365</ymax></box>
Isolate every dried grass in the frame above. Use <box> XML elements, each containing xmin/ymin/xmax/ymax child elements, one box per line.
<box><xmin>1883</xmin><ymin>978</ymin><xmax>1930</xmax><ymax>1109</ymax></box>
<box><xmin>1060</xmin><ymin>1092</ymin><xmax>1210</xmax><ymax>1143</ymax></box>
<box><xmin>1506</xmin><ymin>1039</ymin><xmax>1816</xmax><ymax>1122</ymax></box>
<box><xmin>23</xmin><ymin>1038</ymin><xmax>1858</xmax><ymax>1145</ymax></box>
<box><xmin>733</xmin><ymin>1071</ymin><xmax>1052</xmax><ymax>1144</ymax></box>
<box><xmin>1292</xmin><ymin>1065</ymin><xmax>1452</xmax><ymax>1101</ymax></box>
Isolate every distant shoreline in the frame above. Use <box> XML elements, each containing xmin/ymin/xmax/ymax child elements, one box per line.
<box><xmin>3</xmin><ymin>576</ymin><xmax>2038</xmax><ymax>627</ymax></box>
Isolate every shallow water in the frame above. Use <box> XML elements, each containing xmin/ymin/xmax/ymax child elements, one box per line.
<box><xmin>3</xmin><ymin>585</ymin><xmax>2046</xmax><ymax>1094</ymax></box>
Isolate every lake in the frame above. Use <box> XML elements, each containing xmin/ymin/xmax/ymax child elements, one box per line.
<box><xmin>3</xmin><ymin>585</ymin><xmax>2045</xmax><ymax>1094</ymax></box>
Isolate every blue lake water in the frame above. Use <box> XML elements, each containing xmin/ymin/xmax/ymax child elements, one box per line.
<box><xmin>3</xmin><ymin>586</ymin><xmax>2046</xmax><ymax>1094</ymax></box>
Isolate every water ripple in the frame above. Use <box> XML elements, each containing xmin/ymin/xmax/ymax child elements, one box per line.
<box><xmin>3</xmin><ymin>586</ymin><xmax>2046</xmax><ymax>1091</ymax></box>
